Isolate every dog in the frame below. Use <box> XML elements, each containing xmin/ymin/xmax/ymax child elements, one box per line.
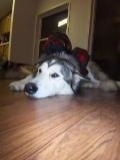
<box><xmin>9</xmin><ymin>32</ymin><xmax>120</xmax><ymax>99</ymax></box>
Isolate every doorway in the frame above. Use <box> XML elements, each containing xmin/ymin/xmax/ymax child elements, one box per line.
<box><xmin>39</xmin><ymin>9</ymin><xmax>68</xmax><ymax>56</ymax></box>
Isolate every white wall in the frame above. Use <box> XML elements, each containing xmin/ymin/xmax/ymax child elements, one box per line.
<box><xmin>10</xmin><ymin>0</ymin><xmax>38</xmax><ymax>64</ymax></box>
<box><xmin>68</xmin><ymin>0</ymin><xmax>92</xmax><ymax>49</ymax></box>
<box><xmin>10</xmin><ymin>0</ymin><xmax>93</xmax><ymax>64</ymax></box>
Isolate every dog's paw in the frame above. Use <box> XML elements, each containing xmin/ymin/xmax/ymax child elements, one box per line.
<box><xmin>9</xmin><ymin>81</ymin><xmax>25</xmax><ymax>91</ymax></box>
<box><xmin>100</xmin><ymin>80</ymin><xmax>118</xmax><ymax>92</ymax></box>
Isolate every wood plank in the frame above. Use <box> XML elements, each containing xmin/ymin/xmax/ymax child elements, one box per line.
<box><xmin>0</xmin><ymin>80</ymin><xmax>120</xmax><ymax>160</ymax></box>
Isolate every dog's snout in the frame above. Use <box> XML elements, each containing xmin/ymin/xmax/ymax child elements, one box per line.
<box><xmin>24</xmin><ymin>83</ymin><xmax>38</xmax><ymax>94</ymax></box>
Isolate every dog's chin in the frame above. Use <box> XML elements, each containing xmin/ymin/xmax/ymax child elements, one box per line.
<box><xmin>24</xmin><ymin>92</ymin><xmax>38</xmax><ymax>99</ymax></box>
<box><xmin>24</xmin><ymin>91</ymin><xmax>52</xmax><ymax>99</ymax></box>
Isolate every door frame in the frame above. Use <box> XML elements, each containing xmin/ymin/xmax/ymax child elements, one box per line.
<box><xmin>88</xmin><ymin>0</ymin><xmax>96</xmax><ymax>55</ymax></box>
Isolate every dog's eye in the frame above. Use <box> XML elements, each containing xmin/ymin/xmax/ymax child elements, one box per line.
<box><xmin>51</xmin><ymin>73</ymin><xmax>59</xmax><ymax>78</ymax></box>
<box><xmin>38</xmin><ymin>69</ymin><xmax>42</xmax><ymax>73</ymax></box>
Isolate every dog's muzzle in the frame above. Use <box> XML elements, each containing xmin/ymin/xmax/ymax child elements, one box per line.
<box><xmin>24</xmin><ymin>83</ymin><xmax>38</xmax><ymax>95</ymax></box>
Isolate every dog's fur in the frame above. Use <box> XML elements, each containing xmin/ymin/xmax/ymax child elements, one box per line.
<box><xmin>9</xmin><ymin>33</ymin><xmax>120</xmax><ymax>99</ymax></box>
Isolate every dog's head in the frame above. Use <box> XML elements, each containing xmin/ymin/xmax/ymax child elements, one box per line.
<box><xmin>24</xmin><ymin>57</ymin><xmax>86</xmax><ymax>99</ymax></box>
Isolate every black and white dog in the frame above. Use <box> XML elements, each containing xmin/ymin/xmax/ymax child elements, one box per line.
<box><xmin>9</xmin><ymin>32</ymin><xmax>120</xmax><ymax>99</ymax></box>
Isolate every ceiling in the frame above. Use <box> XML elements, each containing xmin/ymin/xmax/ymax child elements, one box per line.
<box><xmin>0</xmin><ymin>0</ymin><xmax>13</xmax><ymax>20</ymax></box>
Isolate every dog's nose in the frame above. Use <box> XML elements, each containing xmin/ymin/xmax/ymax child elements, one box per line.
<box><xmin>24</xmin><ymin>83</ymin><xmax>38</xmax><ymax>94</ymax></box>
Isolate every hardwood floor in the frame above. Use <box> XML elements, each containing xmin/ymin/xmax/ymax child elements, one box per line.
<box><xmin>0</xmin><ymin>80</ymin><xmax>120</xmax><ymax>160</ymax></box>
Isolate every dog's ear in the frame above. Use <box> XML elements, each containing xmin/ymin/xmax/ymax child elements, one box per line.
<box><xmin>71</xmin><ymin>72</ymin><xmax>88</xmax><ymax>95</ymax></box>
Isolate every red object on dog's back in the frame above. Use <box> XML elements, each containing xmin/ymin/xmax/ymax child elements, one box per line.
<box><xmin>72</xmin><ymin>47</ymin><xmax>89</xmax><ymax>76</ymax></box>
<box><xmin>43</xmin><ymin>32</ymin><xmax>89</xmax><ymax>76</ymax></box>
<box><xmin>44</xmin><ymin>32</ymin><xmax>72</xmax><ymax>54</ymax></box>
